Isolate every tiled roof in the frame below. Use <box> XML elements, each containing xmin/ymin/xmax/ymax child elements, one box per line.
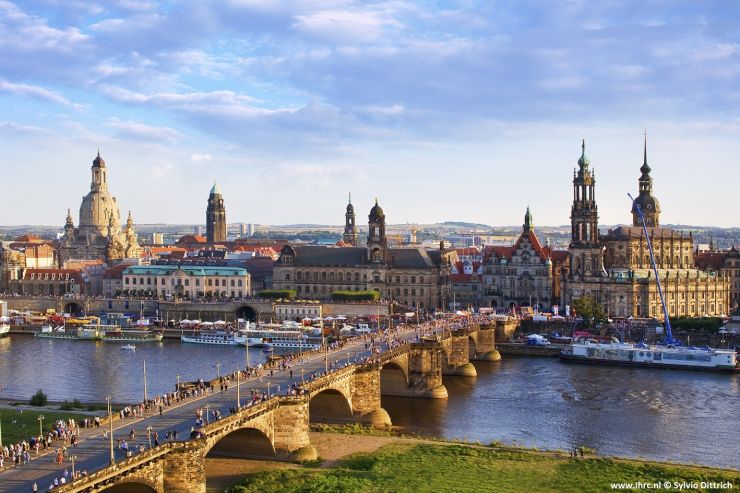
<box><xmin>604</xmin><ymin>226</ymin><xmax>686</xmax><ymax>240</ymax></box>
<box><xmin>284</xmin><ymin>245</ymin><xmax>444</xmax><ymax>269</ymax></box>
<box><xmin>123</xmin><ymin>265</ymin><xmax>248</xmax><ymax>276</ymax></box>
<box><xmin>695</xmin><ymin>252</ymin><xmax>727</xmax><ymax>270</ymax></box>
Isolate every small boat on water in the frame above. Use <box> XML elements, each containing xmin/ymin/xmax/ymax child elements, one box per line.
<box><xmin>101</xmin><ymin>327</ymin><xmax>163</xmax><ymax>343</ymax></box>
<box><xmin>36</xmin><ymin>325</ymin><xmax>103</xmax><ymax>341</ymax></box>
<box><xmin>121</xmin><ymin>344</ymin><xmax>136</xmax><ymax>351</ymax></box>
<box><xmin>0</xmin><ymin>324</ymin><xmax>9</xmax><ymax>337</ymax></box>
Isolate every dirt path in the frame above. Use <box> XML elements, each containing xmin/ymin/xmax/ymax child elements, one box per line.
<box><xmin>204</xmin><ymin>432</ymin><xmax>402</xmax><ymax>492</ymax></box>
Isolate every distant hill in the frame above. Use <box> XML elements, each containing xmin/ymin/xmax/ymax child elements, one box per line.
<box><xmin>441</xmin><ymin>221</ymin><xmax>492</xmax><ymax>229</ymax></box>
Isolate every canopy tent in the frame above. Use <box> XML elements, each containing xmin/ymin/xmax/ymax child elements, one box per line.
<box><xmin>214</xmin><ymin>320</ymin><xmax>226</xmax><ymax>325</ymax></box>
<box><xmin>200</xmin><ymin>321</ymin><xmax>214</xmax><ymax>326</ymax></box>
<box><xmin>335</xmin><ymin>315</ymin><xmax>347</xmax><ymax>320</ymax></box>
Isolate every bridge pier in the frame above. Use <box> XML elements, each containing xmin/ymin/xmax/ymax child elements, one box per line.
<box><xmin>471</xmin><ymin>324</ymin><xmax>502</xmax><ymax>361</ymax></box>
<box><xmin>163</xmin><ymin>443</ymin><xmax>207</xmax><ymax>493</ymax></box>
<box><xmin>273</xmin><ymin>398</ymin><xmax>318</xmax><ymax>461</ymax></box>
<box><xmin>352</xmin><ymin>367</ymin><xmax>392</xmax><ymax>427</ymax></box>
<box><xmin>440</xmin><ymin>331</ymin><xmax>478</xmax><ymax>376</ymax></box>
<box><xmin>381</xmin><ymin>342</ymin><xmax>448</xmax><ymax>399</ymax></box>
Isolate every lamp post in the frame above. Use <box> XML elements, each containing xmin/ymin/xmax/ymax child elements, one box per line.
<box><xmin>176</xmin><ymin>375</ymin><xmax>181</xmax><ymax>391</ymax></box>
<box><xmin>37</xmin><ymin>415</ymin><xmax>44</xmax><ymax>438</ymax></box>
<box><xmin>205</xmin><ymin>404</ymin><xmax>210</xmax><ymax>425</ymax></box>
<box><xmin>216</xmin><ymin>362</ymin><xmax>221</xmax><ymax>379</ymax></box>
<box><xmin>143</xmin><ymin>359</ymin><xmax>148</xmax><ymax>403</ymax></box>
<box><xmin>267</xmin><ymin>381</ymin><xmax>271</xmax><ymax>398</ymax></box>
<box><xmin>70</xmin><ymin>454</ymin><xmax>77</xmax><ymax>478</ymax></box>
<box><xmin>245</xmin><ymin>322</ymin><xmax>250</xmax><ymax>370</ymax></box>
<box><xmin>236</xmin><ymin>368</ymin><xmax>240</xmax><ymax>409</ymax></box>
<box><xmin>324</xmin><ymin>335</ymin><xmax>329</xmax><ymax>374</ymax></box>
<box><xmin>0</xmin><ymin>412</ymin><xmax>3</xmax><ymax>449</ymax></box>
<box><xmin>146</xmin><ymin>425</ymin><xmax>153</xmax><ymax>449</ymax></box>
<box><xmin>106</xmin><ymin>395</ymin><xmax>114</xmax><ymax>465</ymax></box>
<box><xmin>301</xmin><ymin>368</ymin><xmax>305</xmax><ymax>384</ymax></box>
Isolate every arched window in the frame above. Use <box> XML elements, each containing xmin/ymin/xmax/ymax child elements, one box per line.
<box><xmin>321</xmin><ymin>272</ymin><xmax>327</xmax><ymax>281</ymax></box>
<box><xmin>297</xmin><ymin>272</ymin><xmax>302</xmax><ymax>281</ymax></box>
<box><xmin>285</xmin><ymin>273</ymin><xmax>291</xmax><ymax>281</ymax></box>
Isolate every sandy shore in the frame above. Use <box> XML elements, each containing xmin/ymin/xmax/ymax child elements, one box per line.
<box><xmin>204</xmin><ymin>431</ymin><xmax>401</xmax><ymax>492</ymax></box>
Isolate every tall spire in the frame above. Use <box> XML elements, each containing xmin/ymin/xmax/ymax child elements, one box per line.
<box><xmin>641</xmin><ymin>130</ymin><xmax>650</xmax><ymax>174</ymax></box>
<box><xmin>577</xmin><ymin>138</ymin><xmax>589</xmax><ymax>169</ymax></box>
<box><xmin>348</xmin><ymin>192</ymin><xmax>352</xmax><ymax>204</ymax></box>
<box><xmin>523</xmin><ymin>206</ymin><xmax>533</xmax><ymax>232</ymax></box>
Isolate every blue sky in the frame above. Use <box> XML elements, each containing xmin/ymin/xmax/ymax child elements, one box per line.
<box><xmin>1</xmin><ymin>0</ymin><xmax>739</xmax><ymax>227</ymax></box>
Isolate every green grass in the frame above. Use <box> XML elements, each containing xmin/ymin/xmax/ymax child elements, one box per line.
<box><xmin>230</xmin><ymin>443</ymin><xmax>739</xmax><ymax>493</ymax></box>
<box><xmin>0</xmin><ymin>409</ymin><xmax>88</xmax><ymax>445</ymax></box>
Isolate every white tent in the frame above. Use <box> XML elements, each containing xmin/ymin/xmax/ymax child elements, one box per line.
<box><xmin>180</xmin><ymin>319</ymin><xmax>192</xmax><ymax>324</ymax></box>
<box><xmin>324</xmin><ymin>316</ymin><xmax>334</xmax><ymax>321</ymax></box>
<box><xmin>335</xmin><ymin>315</ymin><xmax>347</xmax><ymax>320</ymax></box>
<box><xmin>200</xmin><ymin>321</ymin><xmax>214</xmax><ymax>326</ymax></box>
<box><xmin>312</xmin><ymin>317</ymin><xmax>323</xmax><ymax>322</ymax></box>
<box><xmin>214</xmin><ymin>320</ymin><xmax>226</xmax><ymax>325</ymax></box>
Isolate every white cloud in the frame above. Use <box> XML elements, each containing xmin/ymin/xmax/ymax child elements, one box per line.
<box><xmin>105</xmin><ymin>118</ymin><xmax>183</xmax><ymax>143</ymax></box>
<box><xmin>0</xmin><ymin>78</ymin><xmax>81</xmax><ymax>108</ymax></box>
<box><xmin>191</xmin><ymin>153</ymin><xmax>212</xmax><ymax>162</ymax></box>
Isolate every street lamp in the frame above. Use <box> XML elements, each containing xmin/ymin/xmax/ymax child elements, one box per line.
<box><xmin>0</xmin><ymin>412</ymin><xmax>3</xmax><ymax>448</ymax></box>
<box><xmin>146</xmin><ymin>425</ymin><xmax>153</xmax><ymax>449</ymax></box>
<box><xmin>176</xmin><ymin>375</ymin><xmax>181</xmax><ymax>391</ymax></box>
<box><xmin>216</xmin><ymin>362</ymin><xmax>221</xmax><ymax>379</ymax></box>
<box><xmin>106</xmin><ymin>395</ymin><xmax>114</xmax><ymax>465</ymax></box>
<box><xmin>37</xmin><ymin>415</ymin><xmax>44</xmax><ymax>437</ymax></box>
<box><xmin>205</xmin><ymin>404</ymin><xmax>210</xmax><ymax>425</ymax></box>
<box><xmin>301</xmin><ymin>368</ymin><xmax>305</xmax><ymax>384</ymax></box>
<box><xmin>70</xmin><ymin>454</ymin><xmax>77</xmax><ymax>478</ymax></box>
<box><xmin>236</xmin><ymin>367</ymin><xmax>241</xmax><ymax>409</ymax></box>
<box><xmin>267</xmin><ymin>381</ymin><xmax>271</xmax><ymax>398</ymax></box>
<box><xmin>143</xmin><ymin>359</ymin><xmax>148</xmax><ymax>403</ymax></box>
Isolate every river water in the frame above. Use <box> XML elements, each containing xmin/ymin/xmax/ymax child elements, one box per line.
<box><xmin>1</xmin><ymin>335</ymin><xmax>737</xmax><ymax>468</ymax></box>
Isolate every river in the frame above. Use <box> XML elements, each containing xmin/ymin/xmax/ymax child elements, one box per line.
<box><xmin>1</xmin><ymin>335</ymin><xmax>737</xmax><ymax>468</ymax></box>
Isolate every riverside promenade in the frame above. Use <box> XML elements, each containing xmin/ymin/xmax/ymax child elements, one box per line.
<box><xmin>0</xmin><ymin>317</ymin><xmax>491</xmax><ymax>492</ymax></box>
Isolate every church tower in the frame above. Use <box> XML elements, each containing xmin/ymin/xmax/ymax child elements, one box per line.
<box><xmin>523</xmin><ymin>206</ymin><xmax>533</xmax><ymax>233</ymax></box>
<box><xmin>206</xmin><ymin>183</ymin><xmax>227</xmax><ymax>243</ymax></box>
<box><xmin>342</xmin><ymin>193</ymin><xmax>358</xmax><ymax>246</ymax></box>
<box><xmin>631</xmin><ymin>133</ymin><xmax>661</xmax><ymax>227</ymax></box>
<box><xmin>568</xmin><ymin>140</ymin><xmax>605</xmax><ymax>277</ymax></box>
<box><xmin>367</xmin><ymin>199</ymin><xmax>387</xmax><ymax>263</ymax></box>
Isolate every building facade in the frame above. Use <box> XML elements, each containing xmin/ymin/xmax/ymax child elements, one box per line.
<box><xmin>273</xmin><ymin>199</ymin><xmax>452</xmax><ymax>309</ymax></box>
<box><xmin>58</xmin><ymin>152</ymin><xmax>141</xmax><ymax>264</ymax></box>
<box><xmin>561</xmin><ymin>138</ymin><xmax>730</xmax><ymax>318</ymax></box>
<box><xmin>122</xmin><ymin>265</ymin><xmax>250</xmax><ymax>299</ymax></box>
<box><xmin>480</xmin><ymin>208</ymin><xmax>560</xmax><ymax>310</ymax></box>
<box><xmin>10</xmin><ymin>268</ymin><xmax>86</xmax><ymax>296</ymax></box>
<box><xmin>274</xmin><ymin>302</ymin><xmax>322</xmax><ymax>322</ymax></box>
<box><xmin>206</xmin><ymin>183</ymin><xmax>227</xmax><ymax>244</ymax></box>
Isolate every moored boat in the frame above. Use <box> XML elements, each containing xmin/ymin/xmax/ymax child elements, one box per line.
<box><xmin>181</xmin><ymin>331</ymin><xmax>245</xmax><ymax>346</ymax></box>
<box><xmin>560</xmin><ymin>339</ymin><xmax>737</xmax><ymax>372</ymax></box>
<box><xmin>121</xmin><ymin>344</ymin><xmax>136</xmax><ymax>351</ymax></box>
<box><xmin>0</xmin><ymin>323</ymin><xmax>9</xmax><ymax>337</ymax></box>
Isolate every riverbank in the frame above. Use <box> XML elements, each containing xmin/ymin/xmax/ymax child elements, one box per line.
<box><xmin>220</xmin><ymin>430</ymin><xmax>738</xmax><ymax>493</ymax></box>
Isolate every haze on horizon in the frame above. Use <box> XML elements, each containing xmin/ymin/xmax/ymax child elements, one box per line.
<box><xmin>1</xmin><ymin>1</ymin><xmax>739</xmax><ymax>228</ymax></box>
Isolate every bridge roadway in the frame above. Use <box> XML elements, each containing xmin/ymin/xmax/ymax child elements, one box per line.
<box><xmin>0</xmin><ymin>323</ymin><xmax>457</xmax><ymax>493</ymax></box>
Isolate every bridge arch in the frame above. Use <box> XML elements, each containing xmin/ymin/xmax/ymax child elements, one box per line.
<box><xmin>99</xmin><ymin>480</ymin><xmax>160</xmax><ymax>493</ymax></box>
<box><xmin>235</xmin><ymin>305</ymin><xmax>257</xmax><ymax>321</ymax></box>
<box><xmin>468</xmin><ymin>335</ymin><xmax>478</xmax><ymax>358</ymax></box>
<box><xmin>63</xmin><ymin>302</ymin><xmax>83</xmax><ymax>316</ymax></box>
<box><xmin>206</xmin><ymin>427</ymin><xmax>276</xmax><ymax>459</ymax></box>
<box><xmin>309</xmin><ymin>388</ymin><xmax>353</xmax><ymax>423</ymax></box>
<box><xmin>380</xmin><ymin>361</ymin><xmax>408</xmax><ymax>394</ymax></box>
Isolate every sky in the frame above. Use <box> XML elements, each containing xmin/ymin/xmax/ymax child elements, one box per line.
<box><xmin>1</xmin><ymin>1</ymin><xmax>739</xmax><ymax>228</ymax></box>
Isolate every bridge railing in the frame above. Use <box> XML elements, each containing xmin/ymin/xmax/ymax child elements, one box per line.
<box><xmin>299</xmin><ymin>365</ymin><xmax>357</xmax><ymax>394</ymax></box>
<box><xmin>54</xmin><ymin>441</ymin><xmax>180</xmax><ymax>493</ymax></box>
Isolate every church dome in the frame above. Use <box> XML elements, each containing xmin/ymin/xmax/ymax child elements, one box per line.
<box><xmin>369</xmin><ymin>199</ymin><xmax>384</xmax><ymax>219</ymax></box>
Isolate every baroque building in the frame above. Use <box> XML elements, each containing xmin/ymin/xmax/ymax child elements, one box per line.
<box><xmin>58</xmin><ymin>152</ymin><xmax>140</xmax><ymax>264</ymax></box>
<box><xmin>561</xmin><ymin>138</ymin><xmax>730</xmax><ymax>318</ymax></box>
<box><xmin>206</xmin><ymin>183</ymin><xmax>227</xmax><ymax>244</ymax></box>
<box><xmin>273</xmin><ymin>199</ymin><xmax>452</xmax><ymax>309</ymax></box>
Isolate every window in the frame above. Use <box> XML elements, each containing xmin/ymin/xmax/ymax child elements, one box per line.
<box><xmin>231</xmin><ymin>279</ymin><xmax>235</xmax><ymax>286</ymax></box>
<box><xmin>125</xmin><ymin>278</ymin><xmax>129</xmax><ymax>285</ymax></box>
<box><xmin>196</xmin><ymin>279</ymin><xmax>200</xmax><ymax>287</ymax></box>
<box><xmin>185</xmin><ymin>280</ymin><xmax>190</xmax><ymax>287</ymax></box>
<box><xmin>285</xmin><ymin>274</ymin><xmax>291</xmax><ymax>282</ymax></box>
<box><xmin>238</xmin><ymin>280</ymin><xmax>243</xmax><ymax>287</ymax></box>
<box><xmin>297</xmin><ymin>272</ymin><xmax>302</xmax><ymax>281</ymax></box>
<box><xmin>133</xmin><ymin>278</ymin><xmax>137</xmax><ymax>285</ymax></box>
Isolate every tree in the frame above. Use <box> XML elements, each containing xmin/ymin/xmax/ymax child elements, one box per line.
<box><xmin>331</xmin><ymin>290</ymin><xmax>380</xmax><ymax>302</ymax></box>
<box><xmin>30</xmin><ymin>389</ymin><xmax>48</xmax><ymax>407</ymax></box>
<box><xmin>258</xmin><ymin>289</ymin><xmax>297</xmax><ymax>299</ymax></box>
<box><xmin>572</xmin><ymin>296</ymin><xmax>607</xmax><ymax>327</ymax></box>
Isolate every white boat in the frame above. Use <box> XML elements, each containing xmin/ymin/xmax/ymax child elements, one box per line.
<box><xmin>0</xmin><ymin>324</ymin><xmax>9</xmax><ymax>337</ymax></box>
<box><xmin>181</xmin><ymin>331</ymin><xmax>245</xmax><ymax>346</ymax></box>
<box><xmin>560</xmin><ymin>339</ymin><xmax>737</xmax><ymax>372</ymax></box>
<box><xmin>121</xmin><ymin>344</ymin><xmax>136</xmax><ymax>351</ymax></box>
<box><xmin>242</xmin><ymin>328</ymin><xmax>322</xmax><ymax>350</ymax></box>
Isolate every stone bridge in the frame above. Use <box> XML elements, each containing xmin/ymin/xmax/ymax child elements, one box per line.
<box><xmin>53</xmin><ymin>324</ymin><xmax>500</xmax><ymax>493</ymax></box>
